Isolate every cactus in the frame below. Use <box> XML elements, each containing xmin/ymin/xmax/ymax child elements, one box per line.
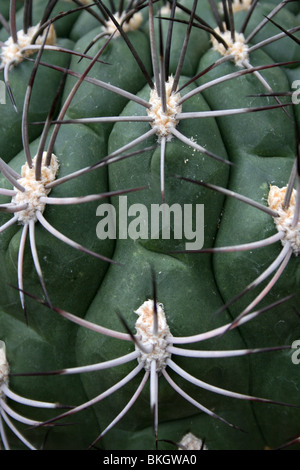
<box><xmin>0</xmin><ymin>0</ymin><xmax>300</xmax><ymax>451</ymax></box>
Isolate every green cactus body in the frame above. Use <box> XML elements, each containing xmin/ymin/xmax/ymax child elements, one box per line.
<box><xmin>0</xmin><ymin>0</ymin><xmax>300</xmax><ymax>451</ymax></box>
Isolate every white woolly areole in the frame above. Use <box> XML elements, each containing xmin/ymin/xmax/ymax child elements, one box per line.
<box><xmin>135</xmin><ymin>299</ymin><xmax>172</xmax><ymax>372</ymax></box>
<box><xmin>268</xmin><ymin>185</ymin><xmax>300</xmax><ymax>255</ymax></box>
<box><xmin>0</xmin><ymin>341</ymin><xmax>9</xmax><ymax>393</ymax></box>
<box><xmin>147</xmin><ymin>76</ymin><xmax>182</xmax><ymax>141</ymax></box>
<box><xmin>102</xmin><ymin>12</ymin><xmax>143</xmax><ymax>36</ymax></box>
<box><xmin>0</xmin><ymin>24</ymin><xmax>56</xmax><ymax>68</ymax></box>
<box><xmin>178</xmin><ymin>432</ymin><xmax>208</xmax><ymax>451</ymax></box>
<box><xmin>159</xmin><ymin>4</ymin><xmax>180</xmax><ymax>16</ymax></box>
<box><xmin>218</xmin><ymin>0</ymin><xmax>252</xmax><ymax>14</ymax></box>
<box><xmin>12</xmin><ymin>152</ymin><xmax>59</xmax><ymax>224</ymax></box>
<box><xmin>211</xmin><ymin>27</ymin><xmax>249</xmax><ymax>66</ymax></box>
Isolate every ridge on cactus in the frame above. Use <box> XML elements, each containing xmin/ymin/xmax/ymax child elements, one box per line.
<box><xmin>14</xmin><ymin>274</ymin><xmax>296</xmax><ymax>450</ymax></box>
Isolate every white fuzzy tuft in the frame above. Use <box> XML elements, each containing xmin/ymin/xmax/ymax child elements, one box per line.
<box><xmin>11</xmin><ymin>152</ymin><xmax>59</xmax><ymax>224</ymax></box>
<box><xmin>268</xmin><ymin>185</ymin><xmax>300</xmax><ymax>255</ymax></box>
<box><xmin>218</xmin><ymin>0</ymin><xmax>252</xmax><ymax>14</ymax></box>
<box><xmin>147</xmin><ymin>76</ymin><xmax>182</xmax><ymax>141</ymax></box>
<box><xmin>0</xmin><ymin>341</ymin><xmax>9</xmax><ymax>392</ymax></box>
<box><xmin>178</xmin><ymin>432</ymin><xmax>208</xmax><ymax>450</ymax></box>
<box><xmin>0</xmin><ymin>24</ymin><xmax>56</xmax><ymax>68</ymax></box>
<box><xmin>211</xmin><ymin>27</ymin><xmax>249</xmax><ymax>67</ymax></box>
<box><xmin>103</xmin><ymin>12</ymin><xmax>143</xmax><ymax>36</ymax></box>
<box><xmin>135</xmin><ymin>299</ymin><xmax>172</xmax><ymax>372</ymax></box>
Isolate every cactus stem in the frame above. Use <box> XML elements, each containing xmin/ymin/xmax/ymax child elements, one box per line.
<box><xmin>228</xmin><ymin>244</ymin><xmax>293</xmax><ymax>329</ymax></box>
<box><xmin>179</xmin><ymin>0</ymin><xmax>294</xmax><ymax>114</ymax></box>
<box><xmin>40</xmin><ymin>186</ymin><xmax>147</xmax><ymax>206</ymax></box>
<box><xmin>89</xmin><ymin>370</ymin><xmax>149</xmax><ymax>446</ymax></box>
<box><xmin>20</xmin><ymin>43</ymin><xmax>109</xmax><ymax>64</ymax></box>
<box><xmin>71</xmin><ymin>0</ymin><xmax>107</xmax><ymax>27</ymax></box>
<box><xmin>158</xmin><ymin>11</ymin><xmax>230</xmax><ymax>50</ymax></box>
<box><xmin>0</xmin><ymin>158</ymin><xmax>22</xmax><ymax>189</ymax></box>
<box><xmin>172</xmin><ymin>0</ymin><xmax>197</xmax><ymax>93</ymax></box>
<box><xmin>13</xmin><ymin>286</ymin><xmax>133</xmax><ymax>341</ymax></box>
<box><xmin>26</xmin><ymin>59</ymin><xmax>154</xmax><ymax>108</ymax></box>
<box><xmin>171</xmin><ymin>128</ymin><xmax>231</xmax><ymax>165</ymax></box>
<box><xmin>167</xmin><ymin>344</ymin><xmax>291</xmax><ymax>359</ymax></box>
<box><xmin>166</xmin><ymin>358</ymin><xmax>298</xmax><ymax>408</ymax></box>
<box><xmin>43</xmin><ymin>32</ymin><xmax>116</xmax><ymax>161</ymax></box>
<box><xmin>175</xmin><ymin>175</ymin><xmax>279</xmax><ymax>217</ymax></box>
<box><xmin>94</xmin><ymin>0</ymin><xmax>154</xmax><ymax>88</ymax></box>
<box><xmin>0</xmin><ymin>149</ymin><xmax>133</xmax><ymax>310</ymax></box>
<box><xmin>16</xmin><ymin>351</ymin><xmax>140</xmax><ymax>378</ymax></box>
<box><xmin>0</xmin><ymin>160</ymin><xmax>22</xmax><ymax>182</ymax></box>
<box><xmin>173</xmin><ymin>231</ymin><xmax>285</xmax><ymax>254</ymax></box>
<box><xmin>248</xmin><ymin>25</ymin><xmax>300</xmax><ymax>54</ymax></box>
<box><xmin>48</xmin><ymin>115</ymin><xmax>153</xmax><ymax>124</ymax></box>
<box><xmin>245</xmin><ymin>0</ymin><xmax>290</xmax><ymax>44</ymax></box>
<box><xmin>36</xmin><ymin>210</ymin><xmax>119</xmax><ymax>265</ymax></box>
<box><xmin>28</xmin><ymin>219</ymin><xmax>52</xmax><ymax>308</ymax></box>
<box><xmin>239</xmin><ymin>0</ymin><xmax>261</xmax><ymax>34</ymax></box>
<box><xmin>162</xmin><ymin>368</ymin><xmax>241</xmax><ymax>430</ymax></box>
<box><xmin>265</xmin><ymin>13</ymin><xmax>300</xmax><ymax>46</ymax></box>
<box><xmin>241</xmin><ymin>59</ymin><xmax>292</xmax><ymax>119</ymax></box>
<box><xmin>45</xmin><ymin>145</ymin><xmax>157</xmax><ymax>190</ymax></box>
<box><xmin>81</xmin><ymin>31</ymin><xmax>110</xmax><ymax>60</ymax></box>
<box><xmin>1</xmin><ymin>399</ymin><xmax>47</xmax><ymax>427</ymax></box>
<box><xmin>0</xmin><ymin>409</ymin><xmax>36</xmax><ymax>450</ymax></box>
<box><xmin>34</xmin><ymin>363</ymin><xmax>145</xmax><ymax>430</ymax></box>
<box><xmin>2</xmin><ymin>59</ymin><xmax>18</xmax><ymax>112</ymax></box>
<box><xmin>180</xmin><ymin>59</ymin><xmax>296</xmax><ymax>103</ymax></box>
<box><xmin>0</xmin><ymin>12</ymin><xmax>10</xmax><ymax>34</ymax></box>
<box><xmin>12</xmin><ymin>283</ymin><xmax>297</xmax><ymax>444</ymax></box>
<box><xmin>176</xmin><ymin>102</ymin><xmax>292</xmax><ymax>119</ymax></box>
<box><xmin>0</xmin><ymin>340</ymin><xmax>61</xmax><ymax>450</ymax></box>
<box><xmin>214</xmin><ymin>241</ymin><xmax>292</xmax><ymax>319</ymax></box>
<box><xmin>170</xmin><ymin>295</ymin><xmax>294</xmax><ymax>345</ymax></box>
<box><xmin>22</xmin><ymin>27</ymin><xmax>52</xmax><ymax>168</ymax></box>
<box><xmin>2</xmin><ymin>382</ymin><xmax>58</xmax><ymax>410</ymax></box>
<box><xmin>30</xmin><ymin>1</ymin><xmax>97</xmax><ymax>46</ymax></box>
<box><xmin>0</xmin><ymin>215</ymin><xmax>18</xmax><ymax>234</ymax></box>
